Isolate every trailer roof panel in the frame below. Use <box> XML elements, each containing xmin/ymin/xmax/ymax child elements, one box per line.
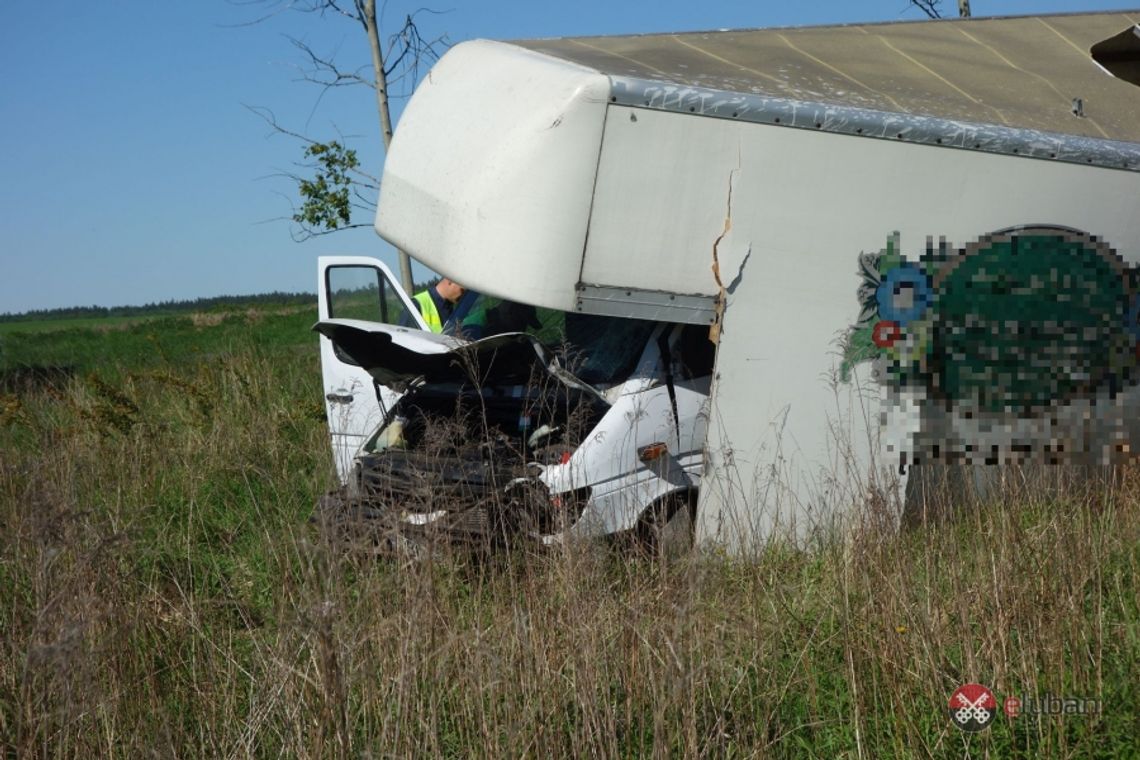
<box><xmin>513</xmin><ymin>12</ymin><xmax>1140</xmax><ymax>144</ymax></box>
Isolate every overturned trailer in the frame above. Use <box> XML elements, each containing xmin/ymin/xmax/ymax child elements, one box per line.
<box><xmin>343</xmin><ymin>12</ymin><xmax>1140</xmax><ymax>550</ymax></box>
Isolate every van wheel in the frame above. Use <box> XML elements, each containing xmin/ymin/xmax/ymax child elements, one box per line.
<box><xmin>637</xmin><ymin>493</ymin><xmax>697</xmax><ymax>557</ymax></box>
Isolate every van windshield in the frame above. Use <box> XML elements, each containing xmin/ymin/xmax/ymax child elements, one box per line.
<box><xmin>449</xmin><ymin>295</ymin><xmax>657</xmax><ymax>388</ymax></box>
<box><xmin>562</xmin><ymin>313</ymin><xmax>658</xmax><ymax>387</ymax></box>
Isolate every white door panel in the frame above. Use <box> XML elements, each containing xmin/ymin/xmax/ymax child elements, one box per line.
<box><xmin>317</xmin><ymin>256</ymin><xmax>426</xmax><ymax>484</ymax></box>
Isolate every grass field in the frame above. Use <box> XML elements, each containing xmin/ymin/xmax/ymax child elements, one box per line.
<box><xmin>1</xmin><ymin>308</ymin><xmax>1138</xmax><ymax>757</ymax></box>
<box><xmin>0</xmin><ymin>307</ymin><xmax>316</xmax><ymax>385</ymax></box>
<box><xmin>0</xmin><ymin>316</ymin><xmax>164</xmax><ymax>335</ymax></box>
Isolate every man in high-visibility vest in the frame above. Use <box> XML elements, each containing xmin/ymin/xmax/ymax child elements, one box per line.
<box><xmin>412</xmin><ymin>277</ymin><xmax>465</xmax><ymax>333</ymax></box>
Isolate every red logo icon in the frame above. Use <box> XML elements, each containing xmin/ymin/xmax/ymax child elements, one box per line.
<box><xmin>871</xmin><ymin>320</ymin><xmax>902</xmax><ymax>348</ymax></box>
<box><xmin>948</xmin><ymin>683</ymin><xmax>997</xmax><ymax>732</ymax></box>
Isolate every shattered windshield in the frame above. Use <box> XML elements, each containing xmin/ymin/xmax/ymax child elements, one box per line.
<box><xmin>560</xmin><ymin>313</ymin><xmax>657</xmax><ymax>387</ymax></box>
<box><xmin>448</xmin><ymin>295</ymin><xmax>657</xmax><ymax>387</ymax></box>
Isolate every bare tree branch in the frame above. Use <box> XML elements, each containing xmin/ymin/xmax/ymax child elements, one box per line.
<box><xmin>288</xmin><ymin>222</ymin><xmax>374</xmax><ymax>242</ymax></box>
<box><xmin>908</xmin><ymin>0</ymin><xmax>943</xmax><ymax>19</ymax></box>
<box><xmin>287</xmin><ymin>36</ymin><xmax>374</xmax><ymax>89</ymax></box>
<box><xmin>382</xmin><ymin>12</ymin><xmax>444</xmax><ymax>84</ymax></box>
<box><xmin>253</xmin><ymin>190</ymin><xmax>373</xmax><ymax>243</ymax></box>
<box><xmin>242</xmin><ymin>0</ymin><xmax>450</xmax><ymax>288</ymax></box>
<box><xmin>246</xmin><ymin>104</ymin><xmax>381</xmax><ymax>186</ymax></box>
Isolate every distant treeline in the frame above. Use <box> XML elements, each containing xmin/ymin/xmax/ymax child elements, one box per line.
<box><xmin>0</xmin><ymin>291</ymin><xmax>317</xmax><ymax>323</ymax></box>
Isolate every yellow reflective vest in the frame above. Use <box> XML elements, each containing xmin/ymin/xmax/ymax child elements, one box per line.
<box><xmin>413</xmin><ymin>290</ymin><xmax>443</xmax><ymax>333</ymax></box>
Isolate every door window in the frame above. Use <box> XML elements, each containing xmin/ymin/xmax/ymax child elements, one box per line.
<box><xmin>326</xmin><ymin>265</ymin><xmax>416</xmax><ymax>327</ymax></box>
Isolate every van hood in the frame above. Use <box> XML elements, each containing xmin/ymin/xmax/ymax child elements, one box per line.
<box><xmin>313</xmin><ymin>319</ymin><xmax>604</xmax><ymax>400</ymax></box>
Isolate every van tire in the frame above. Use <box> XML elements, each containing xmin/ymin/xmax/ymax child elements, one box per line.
<box><xmin>637</xmin><ymin>491</ymin><xmax>698</xmax><ymax>557</ymax></box>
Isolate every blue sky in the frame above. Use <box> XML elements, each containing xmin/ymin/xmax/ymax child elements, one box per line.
<box><xmin>0</xmin><ymin>0</ymin><xmax>1133</xmax><ymax>313</ymax></box>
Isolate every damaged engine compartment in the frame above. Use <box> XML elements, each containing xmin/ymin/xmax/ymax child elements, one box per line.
<box><xmin>316</xmin><ymin>336</ymin><xmax>614</xmax><ymax>550</ymax></box>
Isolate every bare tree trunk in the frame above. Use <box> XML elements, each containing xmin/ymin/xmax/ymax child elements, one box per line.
<box><xmin>958</xmin><ymin>0</ymin><xmax>971</xmax><ymax>17</ymax></box>
<box><xmin>359</xmin><ymin>0</ymin><xmax>415</xmax><ymax>293</ymax></box>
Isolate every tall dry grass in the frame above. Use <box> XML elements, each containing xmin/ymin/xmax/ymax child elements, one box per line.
<box><xmin>1</xmin><ymin>340</ymin><xmax>1138</xmax><ymax>758</ymax></box>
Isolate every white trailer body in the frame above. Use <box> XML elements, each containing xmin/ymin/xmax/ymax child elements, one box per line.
<box><xmin>375</xmin><ymin>13</ymin><xmax>1140</xmax><ymax>550</ymax></box>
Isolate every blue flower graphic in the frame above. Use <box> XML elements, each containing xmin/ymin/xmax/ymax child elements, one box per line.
<box><xmin>1126</xmin><ymin>295</ymin><xmax>1140</xmax><ymax>341</ymax></box>
<box><xmin>876</xmin><ymin>265</ymin><xmax>932</xmax><ymax>327</ymax></box>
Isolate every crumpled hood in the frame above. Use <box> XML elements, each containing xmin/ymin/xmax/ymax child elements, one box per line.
<box><xmin>313</xmin><ymin>319</ymin><xmax>602</xmax><ymax>399</ymax></box>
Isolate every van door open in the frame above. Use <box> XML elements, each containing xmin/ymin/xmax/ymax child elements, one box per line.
<box><xmin>317</xmin><ymin>256</ymin><xmax>427</xmax><ymax>483</ymax></box>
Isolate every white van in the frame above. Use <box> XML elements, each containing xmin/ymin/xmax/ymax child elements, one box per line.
<box><xmin>365</xmin><ymin>12</ymin><xmax>1140</xmax><ymax>551</ymax></box>
<box><xmin>315</xmin><ymin>257</ymin><xmax>714</xmax><ymax>546</ymax></box>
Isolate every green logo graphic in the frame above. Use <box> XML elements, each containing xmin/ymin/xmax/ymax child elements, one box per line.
<box><xmin>843</xmin><ymin>227</ymin><xmax>1139</xmax><ymax>416</ymax></box>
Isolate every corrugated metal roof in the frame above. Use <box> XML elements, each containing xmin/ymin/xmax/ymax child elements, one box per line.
<box><xmin>513</xmin><ymin>12</ymin><xmax>1140</xmax><ymax>144</ymax></box>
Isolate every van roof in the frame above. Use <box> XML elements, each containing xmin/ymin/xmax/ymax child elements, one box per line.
<box><xmin>513</xmin><ymin>12</ymin><xmax>1140</xmax><ymax>146</ymax></box>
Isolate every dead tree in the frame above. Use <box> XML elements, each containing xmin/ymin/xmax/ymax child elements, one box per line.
<box><xmin>247</xmin><ymin>0</ymin><xmax>447</xmax><ymax>294</ymax></box>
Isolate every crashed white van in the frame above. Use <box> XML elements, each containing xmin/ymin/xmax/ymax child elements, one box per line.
<box><xmin>316</xmin><ymin>258</ymin><xmax>714</xmax><ymax>546</ymax></box>
<box><xmin>320</xmin><ymin>12</ymin><xmax>1140</xmax><ymax>551</ymax></box>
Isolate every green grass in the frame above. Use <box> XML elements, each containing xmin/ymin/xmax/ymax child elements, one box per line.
<box><xmin>0</xmin><ymin>306</ymin><xmax>317</xmax><ymax>381</ymax></box>
<box><xmin>0</xmin><ymin>315</ymin><xmax>164</xmax><ymax>334</ymax></box>
<box><xmin>1</xmin><ymin>309</ymin><xmax>1138</xmax><ymax>757</ymax></box>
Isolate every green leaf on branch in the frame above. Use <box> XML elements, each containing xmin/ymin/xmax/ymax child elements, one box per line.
<box><xmin>293</xmin><ymin>141</ymin><xmax>360</xmax><ymax>231</ymax></box>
